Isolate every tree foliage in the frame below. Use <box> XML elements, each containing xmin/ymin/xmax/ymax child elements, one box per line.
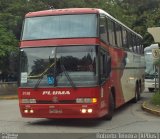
<box><xmin>0</xmin><ymin>0</ymin><xmax>160</xmax><ymax>74</ymax></box>
<box><xmin>0</xmin><ymin>24</ymin><xmax>18</xmax><ymax>72</ymax></box>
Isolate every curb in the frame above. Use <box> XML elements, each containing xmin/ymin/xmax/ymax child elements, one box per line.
<box><xmin>0</xmin><ymin>95</ymin><xmax>18</xmax><ymax>100</ymax></box>
<box><xmin>141</xmin><ymin>101</ymin><xmax>160</xmax><ymax>116</ymax></box>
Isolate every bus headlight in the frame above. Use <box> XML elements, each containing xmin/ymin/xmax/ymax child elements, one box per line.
<box><xmin>22</xmin><ymin>99</ymin><xmax>36</xmax><ymax>104</ymax></box>
<box><xmin>29</xmin><ymin>99</ymin><xmax>36</xmax><ymax>104</ymax></box>
<box><xmin>76</xmin><ymin>98</ymin><xmax>97</xmax><ymax>104</ymax></box>
<box><xmin>87</xmin><ymin>109</ymin><xmax>93</xmax><ymax>113</ymax></box>
<box><xmin>24</xmin><ymin>109</ymin><xmax>29</xmax><ymax>113</ymax></box>
<box><xmin>81</xmin><ymin>108</ymin><xmax>93</xmax><ymax>114</ymax></box>
<box><xmin>22</xmin><ymin>99</ymin><xmax>29</xmax><ymax>104</ymax></box>
<box><xmin>81</xmin><ymin>109</ymin><xmax>87</xmax><ymax>113</ymax></box>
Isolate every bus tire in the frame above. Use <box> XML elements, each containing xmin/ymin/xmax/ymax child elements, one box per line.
<box><xmin>133</xmin><ymin>83</ymin><xmax>140</xmax><ymax>103</ymax></box>
<box><xmin>138</xmin><ymin>83</ymin><xmax>141</xmax><ymax>100</ymax></box>
<box><xmin>102</xmin><ymin>93</ymin><xmax>114</xmax><ymax>120</ymax></box>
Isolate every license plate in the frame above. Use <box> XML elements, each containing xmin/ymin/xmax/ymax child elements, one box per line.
<box><xmin>49</xmin><ymin>109</ymin><xmax>63</xmax><ymax>114</ymax></box>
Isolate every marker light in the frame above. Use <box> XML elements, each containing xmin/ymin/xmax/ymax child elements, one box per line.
<box><xmin>92</xmin><ymin>98</ymin><xmax>97</xmax><ymax>103</ymax></box>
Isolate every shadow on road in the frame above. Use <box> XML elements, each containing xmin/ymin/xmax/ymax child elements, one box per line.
<box><xmin>27</xmin><ymin>118</ymin><xmax>104</xmax><ymax>128</ymax></box>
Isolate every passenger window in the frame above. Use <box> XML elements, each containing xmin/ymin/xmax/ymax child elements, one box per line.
<box><xmin>128</xmin><ymin>32</ymin><xmax>133</xmax><ymax>52</ymax></box>
<box><xmin>108</xmin><ymin>20</ymin><xmax>116</xmax><ymax>46</ymax></box>
<box><xmin>122</xmin><ymin>28</ymin><xmax>128</xmax><ymax>49</ymax></box>
<box><xmin>100</xmin><ymin>16</ymin><xmax>108</xmax><ymax>43</ymax></box>
<box><xmin>115</xmin><ymin>24</ymin><xmax>122</xmax><ymax>47</ymax></box>
<box><xmin>133</xmin><ymin>35</ymin><xmax>138</xmax><ymax>53</ymax></box>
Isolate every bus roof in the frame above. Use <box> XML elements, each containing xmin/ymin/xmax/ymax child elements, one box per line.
<box><xmin>25</xmin><ymin>8</ymin><xmax>142</xmax><ymax>38</ymax></box>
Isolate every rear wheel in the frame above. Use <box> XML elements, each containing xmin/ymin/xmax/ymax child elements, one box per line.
<box><xmin>138</xmin><ymin>83</ymin><xmax>141</xmax><ymax>100</ymax></box>
<box><xmin>133</xmin><ymin>83</ymin><xmax>140</xmax><ymax>103</ymax></box>
<box><xmin>102</xmin><ymin>93</ymin><xmax>114</xmax><ymax>120</ymax></box>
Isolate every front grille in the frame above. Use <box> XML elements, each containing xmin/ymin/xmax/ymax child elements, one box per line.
<box><xmin>36</xmin><ymin>100</ymin><xmax>76</xmax><ymax>104</ymax></box>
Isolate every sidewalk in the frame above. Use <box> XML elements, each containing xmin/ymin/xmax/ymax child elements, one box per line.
<box><xmin>142</xmin><ymin>100</ymin><xmax>160</xmax><ymax>116</ymax></box>
<box><xmin>0</xmin><ymin>94</ymin><xmax>18</xmax><ymax>100</ymax></box>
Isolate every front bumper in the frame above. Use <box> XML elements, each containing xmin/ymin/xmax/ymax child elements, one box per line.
<box><xmin>19</xmin><ymin>103</ymin><xmax>107</xmax><ymax>119</ymax></box>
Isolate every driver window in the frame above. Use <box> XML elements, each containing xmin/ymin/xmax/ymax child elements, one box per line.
<box><xmin>100</xmin><ymin>15</ymin><xmax>108</xmax><ymax>43</ymax></box>
<box><xmin>100</xmin><ymin>48</ymin><xmax>111</xmax><ymax>83</ymax></box>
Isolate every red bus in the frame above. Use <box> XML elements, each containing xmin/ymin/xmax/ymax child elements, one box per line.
<box><xmin>18</xmin><ymin>8</ymin><xmax>145</xmax><ymax>120</ymax></box>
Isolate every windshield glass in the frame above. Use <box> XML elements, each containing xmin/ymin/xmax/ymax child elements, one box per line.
<box><xmin>20</xmin><ymin>46</ymin><xmax>98</xmax><ymax>87</ymax></box>
<box><xmin>22</xmin><ymin>14</ymin><xmax>97</xmax><ymax>40</ymax></box>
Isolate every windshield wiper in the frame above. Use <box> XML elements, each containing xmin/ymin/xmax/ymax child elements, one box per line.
<box><xmin>33</xmin><ymin>61</ymin><xmax>56</xmax><ymax>89</ymax></box>
<box><xmin>60</xmin><ymin>64</ymin><xmax>76</xmax><ymax>89</ymax></box>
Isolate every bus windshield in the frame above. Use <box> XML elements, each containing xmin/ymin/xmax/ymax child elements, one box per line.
<box><xmin>22</xmin><ymin>14</ymin><xmax>97</xmax><ymax>40</ymax></box>
<box><xmin>20</xmin><ymin>46</ymin><xmax>98</xmax><ymax>87</ymax></box>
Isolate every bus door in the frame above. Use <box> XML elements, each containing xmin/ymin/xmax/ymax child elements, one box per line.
<box><xmin>99</xmin><ymin>48</ymin><xmax>111</xmax><ymax>109</ymax></box>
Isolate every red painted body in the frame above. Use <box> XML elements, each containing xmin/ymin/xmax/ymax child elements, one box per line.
<box><xmin>18</xmin><ymin>8</ymin><xmax>143</xmax><ymax>119</ymax></box>
<box><xmin>19</xmin><ymin>37</ymin><xmax>125</xmax><ymax>118</ymax></box>
<box><xmin>25</xmin><ymin>8</ymin><xmax>99</xmax><ymax>17</ymax></box>
<box><xmin>20</xmin><ymin>38</ymin><xmax>99</xmax><ymax>48</ymax></box>
<box><xmin>19</xmin><ymin>82</ymin><xmax>111</xmax><ymax>118</ymax></box>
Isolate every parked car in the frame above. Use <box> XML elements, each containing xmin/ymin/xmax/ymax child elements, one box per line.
<box><xmin>145</xmin><ymin>74</ymin><xmax>158</xmax><ymax>92</ymax></box>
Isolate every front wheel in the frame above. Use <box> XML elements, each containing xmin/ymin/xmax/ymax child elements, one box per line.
<box><xmin>102</xmin><ymin>93</ymin><xmax>114</xmax><ymax>120</ymax></box>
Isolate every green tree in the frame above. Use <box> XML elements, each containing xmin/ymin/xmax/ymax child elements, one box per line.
<box><xmin>0</xmin><ymin>0</ymin><xmax>160</xmax><ymax>78</ymax></box>
<box><xmin>0</xmin><ymin>24</ymin><xmax>18</xmax><ymax>73</ymax></box>
<box><xmin>118</xmin><ymin>0</ymin><xmax>160</xmax><ymax>46</ymax></box>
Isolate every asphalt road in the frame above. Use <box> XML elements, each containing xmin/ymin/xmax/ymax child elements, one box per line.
<box><xmin>0</xmin><ymin>91</ymin><xmax>160</xmax><ymax>139</ymax></box>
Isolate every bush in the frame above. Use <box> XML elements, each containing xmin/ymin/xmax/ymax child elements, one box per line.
<box><xmin>151</xmin><ymin>92</ymin><xmax>160</xmax><ymax>105</ymax></box>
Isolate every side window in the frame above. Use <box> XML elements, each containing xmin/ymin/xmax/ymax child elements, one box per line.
<box><xmin>115</xmin><ymin>24</ymin><xmax>122</xmax><ymax>47</ymax></box>
<box><xmin>122</xmin><ymin>28</ymin><xmax>128</xmax><ymax>49</ymax></box>
<box><xmin>137</xmin><ymin>37</ymin><xmax>142</xmax><ymax>54</ymax></box>
<box><xmin>133</xmin><ymin>35</ymin><xmax>138</xmax><ymax>53</ymax></box>
<box><xmin>100</xmin><ymin>16</ymin><xmax>108</xmax><ymax>43</ymax></box>
<box><xmin>100</xmin><ymin>48</ymin><xmax>111</xmax><ymax>83</ymax></box>
<box><xmin>108</xmin><ymin>19</ymin><xmax>116</xmax><ymax>46</ymax></box>
<box><xmin>128</xmin><ymin>32</ymin><xmax>133</xmax><ymax>52</ymax></box>
<box><xmin>141</xmin><ymin>44</ymin><xmax>144</xmax><ymax>54</ymax></box>
<box><xmin>140</xmin><ymin>39</ymin><xmax>143</xmax><ymax>54</ymax></box>
<box><xmin>134</xmin><ymin>36</ymin><xmax>137</xmax><ymax>53</ymax></box>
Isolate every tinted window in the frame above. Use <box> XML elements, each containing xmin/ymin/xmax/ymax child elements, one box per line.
<box><xmin>108</xmin><ymin>20</ymin><xmax>116</xmax><ymax>46</ymax></box>
<box><xmin>115</xmin><ymin>24</ymin><xmax>122</xmax><ymax>47</ymax></box>
<box><xmin>100</xmin><ymin>16</ymin><xmax>108</xmax><ymax>43</ymax></box>
<box><xmin>122</xmin><ymin>28</ymin><xmax>128</xmax><ymax>49</ymax></box>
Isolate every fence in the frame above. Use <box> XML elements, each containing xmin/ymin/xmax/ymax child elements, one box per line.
<box><xmin>0</xmin><ymin>82</ymin><xmax>17</xmax><ymax>95</ymax></box>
